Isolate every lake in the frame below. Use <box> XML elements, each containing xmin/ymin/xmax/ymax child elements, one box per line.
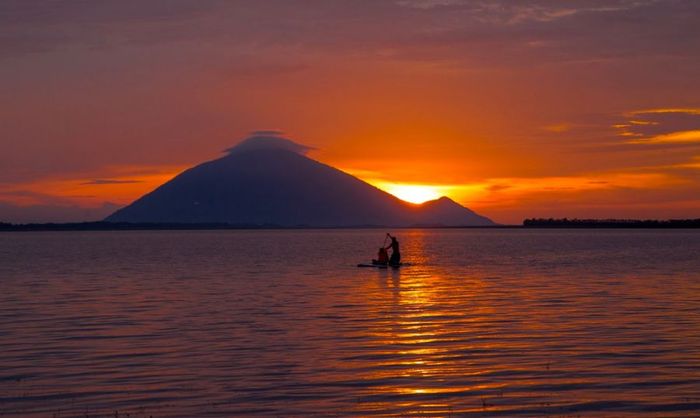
<box><xmin>1</xmin><ymin>229</ymin><xmax>699</xmax><ymax>416</ymax></box>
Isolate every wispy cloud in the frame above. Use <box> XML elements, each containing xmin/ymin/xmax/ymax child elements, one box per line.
<box><xmin>628</xmin><ymin>130</ymin><xmax>700</xmax><ymax>144</ymax></box>
<box><xmin>0</xmin><ymin>165</ymin><xmax>184</xmax><ymax>209</ymax></box>
<box><xmin>0</xmin><ymin>200</ymin><xmax>120</xmax><ymax>223</ymax></box>
<box><xmin>614</xmin><ymin>107</ymin><xmax>700</xmax><ymax>145</ymax></box>
<box><xmin>80</xmin><ymin>179</ymin><xmax>144</xmax><ymax>185</ymax></box>
<box><xmin>395</xmin><ymin>0</ymin><xmax>657</xmax><ymax>24</ymax></box>
<box><xmin>628</xmin><ymin>108</ymin><xmax>700</xmax><ymax>116</ymax></box>
<box><xmin>543</xmin><ymin>123</ymin><xmax>572</xmax><ymax>133</ymax></box>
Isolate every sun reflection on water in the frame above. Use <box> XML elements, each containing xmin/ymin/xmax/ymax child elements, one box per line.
<box><xmin>353</xmin><ymin>230</ymin><xmax>509</xmax><ymax>414</ymax></box>
<box><xmin>3</xmin><ymin>230</ymin><xmax>699</xmax><ymax>416</ymax></box>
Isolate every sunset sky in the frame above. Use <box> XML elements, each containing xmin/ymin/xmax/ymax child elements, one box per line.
<box><xmin>1</xmin><ymin>0</ymin><xmax>699</xmax><ymax>224</ymax></box>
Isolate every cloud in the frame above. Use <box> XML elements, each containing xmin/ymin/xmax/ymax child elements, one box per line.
<box><xmin>464</xmin><ymin>170</ymin><xmax>700</xmax><ymax>223</ymax></box>
<box><xmin>543</xmin><ymin>123</ymin><xmax>572</xmax><ymax>133</ymax></box>
<box><xmin>629</xmin><ymin>130</ymin><xmax>700</xmax><ymax>144</ymax></box>
<box><xmin>383</xmin><ymin>0</ymin><xmax>700</xmax><ymax>68</ymax></box>
<box><xmin>615</xmin><ymin>107</ymin><xmax>700</xmax><ymax>145</ymax></box>
<box><xmin>676</xmin><ymin>157</ymin><xmax>700</xmax><ymax>170</ymax></box>
<box><xmin>0</xmin><ymin>201</ymin><xmax>120</xmax><ymax>224</ymax></box>
<box><xmin>249</xmin><ymin>130</ymin><xmax>284</xmax><ymax>137</ymax></box>
<box><xmin>0</xmin><ymin>0</ymin><xmax>220</xmax><ymax>58</ymax></box>
<box><xmin>395</xmin><ymin>0</ymin><xmax>468</xmax><ymax>10</ymax></box>
<box><xmin>81</xmin><ymin>179</ymin><xmax>144</xmax><ymax>185</ymax></box>
<box><xmin>2</xmin><ymin>0</ymin><xmax>698</xmax><ymax>67</ymax></box>
<box><xmin>487</xmin><ymin>184</ymin><xmax>512</xmax><ymax>192</ymax></box>
<box><xmin>395</xmin><ymin>0</ymin><xmax>655</xmax><ymax>21</ymax></box>
<box><xmin>0</xmin><ymin>165</ymin><xmax>184</xmax><ymax>217</ymax></box>
<box><xmin>0</xmin><ymin>189</ymin><xmax>74</xmax><ymax>206</ymax></box>
<box><xmin>226</xmin><ymin>131</ymin><xmax>316</xmax><ymax>155</ymax></box>
<box><xmin>628</xmin><ymin>108</ymin><xmax>700</xmax><ymax>116</ymax></box>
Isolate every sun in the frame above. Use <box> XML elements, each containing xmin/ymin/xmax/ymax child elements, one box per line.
<box><xmin>383</xmin><ymin>184</ymin><xmax>442</xmax><ymax>204</ymax></box>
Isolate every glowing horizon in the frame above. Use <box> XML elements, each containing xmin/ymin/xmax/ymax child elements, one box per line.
<box><xmin>374</xmin><ymin>183</ymin><xmax>444</xmax><ymax>204</ymax></box>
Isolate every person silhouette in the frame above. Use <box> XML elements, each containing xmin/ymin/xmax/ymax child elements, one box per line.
<box><xmin>372</xmin><ymin>247</ymin><xmax>389</xmax><ymax>265</ymax></box>
<box><xmin>385</xmin><ymin>233</ymin><xmax>401</xmax><ymax>266</ymax></box>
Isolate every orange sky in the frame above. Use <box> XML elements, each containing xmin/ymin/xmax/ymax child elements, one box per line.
<box><xmin>1</xmin><ymin>1</ymin><xmax>699</xmax><ymax>224</ymax></box>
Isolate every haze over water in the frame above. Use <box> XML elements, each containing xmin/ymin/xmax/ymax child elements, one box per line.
<box><xmin>1</xmin><ymin>229</ymin><xmax>699</xmax><ymax>416</ymax></box>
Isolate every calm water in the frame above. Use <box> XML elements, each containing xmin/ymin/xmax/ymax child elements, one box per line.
<box><xmin>0</xmin><ymin>229</ymin><xmax>699</xmax><ymax>417</ymax></box>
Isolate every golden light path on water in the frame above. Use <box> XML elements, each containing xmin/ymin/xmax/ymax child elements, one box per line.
<box><xmin>348</xmin><ymin>231</ymin><xmax>506</xmax><ymax>414</ymax></box>
<box><xmin>327</xmin><ymin>230</ymin><xmax>698</xmax><ymax>416</ymax></box>
<box><xmin>0</xmin><ymin>229</ymin><xmax>699</xmax><ymax>416</ymax></box>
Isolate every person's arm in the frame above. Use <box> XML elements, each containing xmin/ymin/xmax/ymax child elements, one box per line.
<box><xmin>385</xmin><ymin>233</ymin><xmax>394</xmax><ymax>249</ymax></box>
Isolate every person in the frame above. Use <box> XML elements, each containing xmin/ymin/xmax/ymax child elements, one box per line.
<box><xmin>372</xmin><ymin>247</ymin><xmax>389</xmax><ymax>265</ymax></box>
<box><xmin>385</xmin><ymin>233</ymin><xmax>401</xmax><ymax>266</ymax></box>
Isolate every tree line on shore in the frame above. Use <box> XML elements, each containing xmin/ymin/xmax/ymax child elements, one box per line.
<box><xmin>523</xmin><ymin>218</ymin><xmax>700</xmax><ymax>228</ymax></box>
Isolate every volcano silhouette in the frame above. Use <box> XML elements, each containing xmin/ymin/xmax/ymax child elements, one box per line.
<box><xmin>105</xmin><ymin>133</ymin><xmax>494</xmax><ymax>227</ymax></box>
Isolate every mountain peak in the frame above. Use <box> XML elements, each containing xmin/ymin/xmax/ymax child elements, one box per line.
<box><xmin>433</xmin><ymin>196</ymin><xmax>454</xmax><ymax>204</ymax></box>
<box><xmin>106</xmin><ymin>135</ymin><xmax>495</xmax><ymax>227</ymax></box>
<box><xmin>225</xmin><ymin>131</ymin><xmax>315</xmax><ymax>156</ymax></box>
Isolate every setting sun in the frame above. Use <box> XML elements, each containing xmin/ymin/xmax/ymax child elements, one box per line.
<box><xmin>381</xmin><ymin>184</ymin><xmax>442</xmax><ymax>204</ymax></box>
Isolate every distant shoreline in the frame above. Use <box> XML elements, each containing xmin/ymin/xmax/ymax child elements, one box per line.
<box><xmin>0</xmin><ymin>222</ymin><xmax>515</xmax><ymax>231</ymax></box>
<box><xmin>1</xmin><ymin>220</ymin><xmax>699</xmax><ymax>231</ymax></box>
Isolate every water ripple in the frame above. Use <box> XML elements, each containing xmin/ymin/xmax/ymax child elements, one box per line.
<box><xmin>0</xmin><ymin>229</ymin><xmax>699</xmax><ymax>416</ymax></box>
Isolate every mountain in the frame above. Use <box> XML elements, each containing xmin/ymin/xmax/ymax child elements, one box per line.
<box><xmin>105</xmin><ymin>133</ymin><xmax>495</xmax><ymax>227</ymax></box>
